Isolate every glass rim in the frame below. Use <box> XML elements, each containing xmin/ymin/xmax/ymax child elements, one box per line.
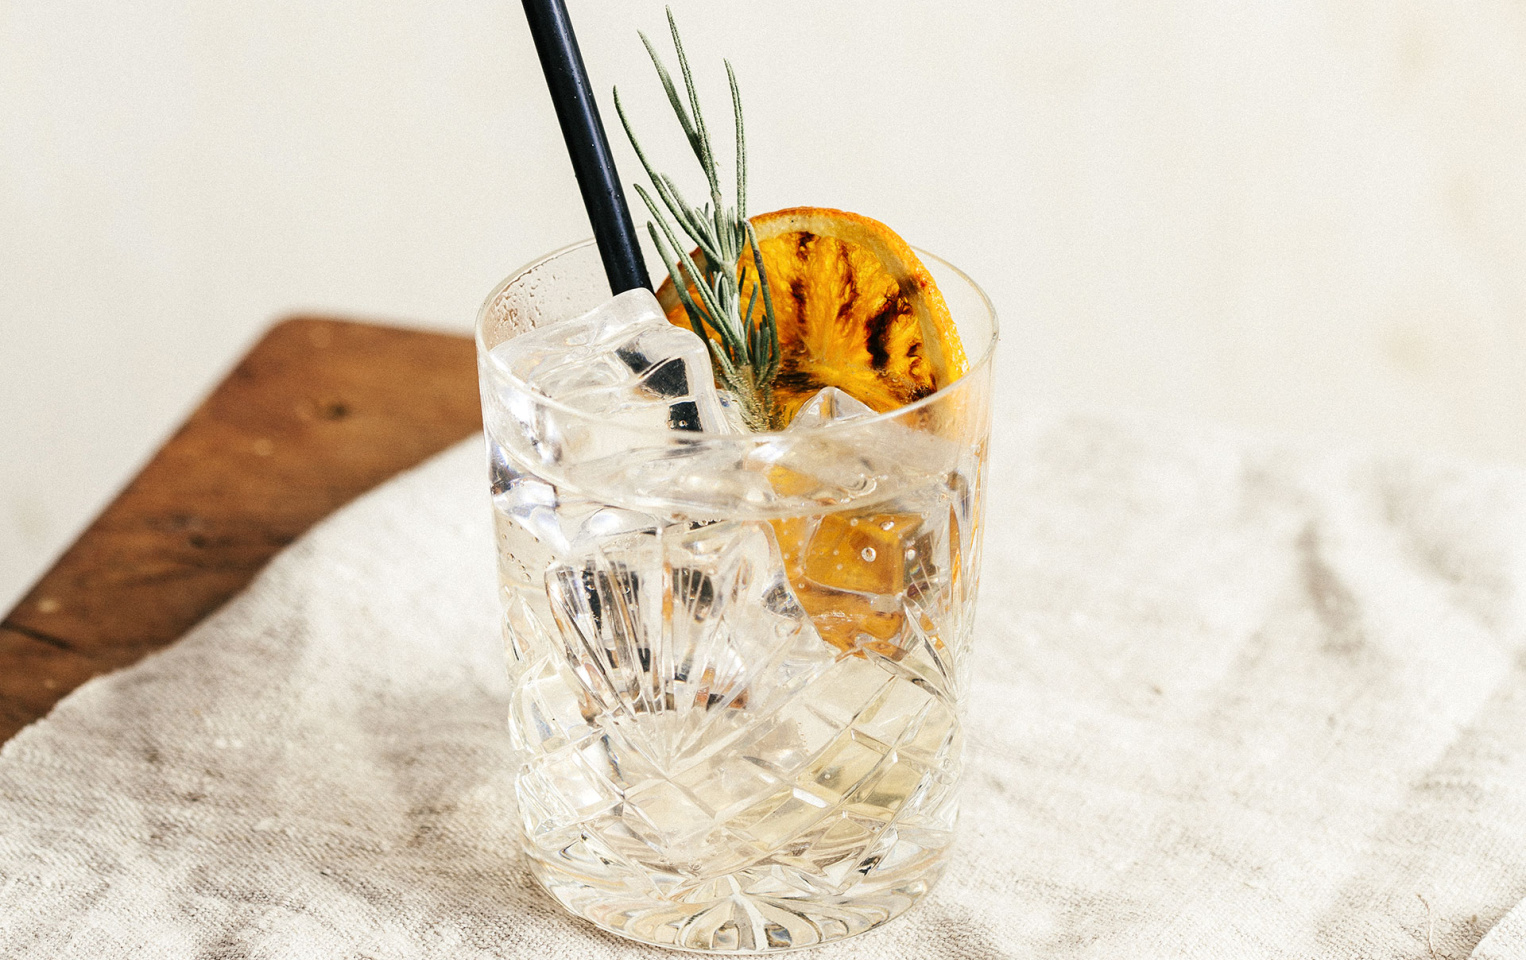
<box><xmin>476</xmin><ymin>237</ymin><xmax>999</xmax><ymax>440</ymax></box>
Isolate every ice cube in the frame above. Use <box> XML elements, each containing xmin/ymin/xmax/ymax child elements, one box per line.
<box><xmin>757</xmin><ymin>387</ymin><xmax>958</xmax><ymax>506</ymax></box>
<box><xmin>780</xmin><ymin>482</ymin><xmax>965</xmax><ymax>668</ymax></box>
<box><xmin>662</xmin><ymin>521</ymin><xmax>834</xmax><ymax>725</ymax></box>
<box><xmin>487</xmin><ymin>289</ymin><xmax>730</xmax><ymax>467</ymax></box>
<box><xmin>560</xmin><ymin>441</ymin><xmax>777</xmax><ymax>518</ymax></box>
<box><xmin>787</xmin><ymin>387</ymin><xmax>875</xmax><ymax>429</ymax></box>
<box><xmin>490</xmin><ymin>436</ymin><xmax>660</xmax><ymax>560</ymax></box>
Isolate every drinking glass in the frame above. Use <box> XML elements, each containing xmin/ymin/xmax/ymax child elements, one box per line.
<box><xmin>476</xmin><ymin>239</ymin><xmax>996</xmax><ymax>952</ymax></box>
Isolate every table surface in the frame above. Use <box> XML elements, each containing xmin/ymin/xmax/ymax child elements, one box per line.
<box><xmin>0</xmin><ymin>318</ymin><xmax>481</xmax><ymax>744</ymax></box>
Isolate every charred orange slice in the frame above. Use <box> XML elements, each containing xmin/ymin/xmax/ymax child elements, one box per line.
<box><xmin>656</xmin><ymin>208</ymin><xmax>970</xmax><ymax>660</ymax></box>
<box><xmin>656</xmin><ymin>206</ymin><xmax>968</xmax><ymax>426</ymax></box>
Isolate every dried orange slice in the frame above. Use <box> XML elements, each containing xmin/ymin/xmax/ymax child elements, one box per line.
<box><xmin>657</xmin><ymin>207</ymin><xmax>969</xmax><ymax>660</ymax></box>
<box><xmin>656</xmin><ymin>206</ymin><xmax>968</xmax><ymax>426</ymax></box>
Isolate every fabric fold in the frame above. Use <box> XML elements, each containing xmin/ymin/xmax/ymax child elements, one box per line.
<box><xmin>1473</xmin><ymin>896</ymin><xmax>1526</xmax><ymax>958</ymax></box>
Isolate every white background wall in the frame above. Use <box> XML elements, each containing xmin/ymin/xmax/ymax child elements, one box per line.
<box><xmin>4</xmin><ymin>0</ymin><xmax>1525</xmax><ymax>611</ymax></box>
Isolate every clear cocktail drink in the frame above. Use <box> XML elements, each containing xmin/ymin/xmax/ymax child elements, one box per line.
<box><xmin>477</xmin><ymin>240</ymin><xmax>995</xmax><ymax>952</ymax></box>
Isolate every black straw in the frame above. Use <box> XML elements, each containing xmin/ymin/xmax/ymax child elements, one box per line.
<box><xmin>522</xmin><ymin>0</ymin><xmax>651</xmax><ymax>295</ymax></box>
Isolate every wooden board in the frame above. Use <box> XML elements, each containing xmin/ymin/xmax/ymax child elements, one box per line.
<box><xmin>0</xmin><ymin>318</ymin><xmax>481</xmax><ymax>743</ymax></box>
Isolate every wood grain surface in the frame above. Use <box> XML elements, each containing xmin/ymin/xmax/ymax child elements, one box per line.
<box><xmin>0</xmin><ymin>318</ymin><xmax>481</xmax><ymax>743</ymax></box>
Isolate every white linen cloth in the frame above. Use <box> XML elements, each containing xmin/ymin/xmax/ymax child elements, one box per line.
<box><xmin>3</xmin><ymin>412</ymin><xmax>1525</xmax><ymax>959</ymax></box>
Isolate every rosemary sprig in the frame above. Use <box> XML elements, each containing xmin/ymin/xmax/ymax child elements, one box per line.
<box><xmin>613</xmin><ymin>9</ymin><xmax>782</xmax><ymax>431</ymax></box>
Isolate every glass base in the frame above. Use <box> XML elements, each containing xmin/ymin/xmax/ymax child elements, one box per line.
<box><xmin>529</xmin><ymin>849</ymin><xmax>947</xmax><ymax>953</ymax></box>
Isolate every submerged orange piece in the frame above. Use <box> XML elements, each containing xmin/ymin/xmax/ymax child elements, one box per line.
<box><xmin>656</xmin><ymin>206</ymin><xmax>968</xmax><ymax>426</ymax></box>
